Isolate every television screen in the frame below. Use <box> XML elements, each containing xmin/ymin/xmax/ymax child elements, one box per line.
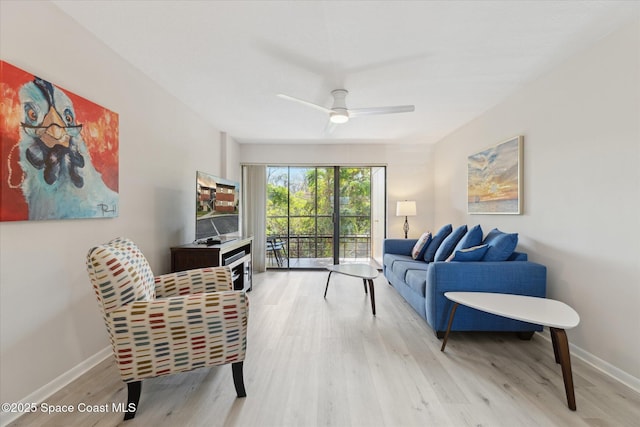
<box><xmin>196</xmin><ymin>171</ymin><xmax>240</xmax><ymax>242</ymax></box>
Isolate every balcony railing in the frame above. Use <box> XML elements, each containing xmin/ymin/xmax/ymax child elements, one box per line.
<box><xmin>269</xmin><ymin>234</ymin><xmax>372</xmax><ymax>261</ymax></box>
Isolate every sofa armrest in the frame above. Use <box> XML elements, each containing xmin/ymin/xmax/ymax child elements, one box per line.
<box><xmin>107</xmin><ymin>290</ymin><xmax>248</xmax><ymax>381</ymax></box>
<box><xmin>383</xmin><ymin>238</ymin><xmax>417</xmax><ymax>256</ymax></box>
<box><xmin>425</xmin><ymin>261</ymin><xmax>547</xmax><ymax>331</ymax></box>
<box><xmin>154</xmin><ymin>266</ymin><xmax>233</xmax><ymax>297</ymax></box>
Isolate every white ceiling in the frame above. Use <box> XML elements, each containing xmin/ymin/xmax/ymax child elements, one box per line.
<box><xmin>53</xmin><ymin>0</ymin><xmax>639</xmax><ymax>145</ymax></box>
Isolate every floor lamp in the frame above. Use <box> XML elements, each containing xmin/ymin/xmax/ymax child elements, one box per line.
<box><xmin>396</xmin><ymin>200</ymin><xmax>417</xmax><ymax>239</ymax></box>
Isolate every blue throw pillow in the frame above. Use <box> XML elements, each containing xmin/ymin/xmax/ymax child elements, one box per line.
<box><xmin>448</xmin><ymin>244</ymin><xmax>489</xmax><ymax>262</ymax></box>
<box><xmin>482</xmin><ymin>232</ymin><xmax>519</xmax><ymax>261</ymax></box>
<box><xmin>454</xmin><ymin>224</ymin><xmax>483</xmax><ymax>252</ymax></box>
<box><xmin>423</xmin><ymin>224</ymin><xmax>452</xmax><ymax>262</ymax></box>
<box><xmin>434</xmin><ymin>224</ymin><xmax>468</xmax><ymax>262</ymax></box>
<box><xmin>483</xmin><ymin>228</ymin><xmax>504</xmax><ymax>245</ymax></box>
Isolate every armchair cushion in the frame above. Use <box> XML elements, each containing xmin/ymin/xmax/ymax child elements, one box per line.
<box><xmin>154</xmin><ymin>267</ymin><xmax>233</xmax><ymax>298</ymax></box>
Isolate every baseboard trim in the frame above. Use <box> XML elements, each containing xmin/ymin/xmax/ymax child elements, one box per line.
<box><xmin>539</xmin><ymin>329</ymin><xmax>640</xmax><ymax>394</ymax></box>
<box><xmin>0</xmin><ymin>347</ymin><xmax>111</xmax><ymax>427</ymax></box>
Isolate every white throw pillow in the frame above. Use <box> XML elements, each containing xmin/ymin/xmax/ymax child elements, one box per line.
<box><xmin>411</xmin><ymin>232</ymin><xmax>432</xmax><ymax>259</ymax></box>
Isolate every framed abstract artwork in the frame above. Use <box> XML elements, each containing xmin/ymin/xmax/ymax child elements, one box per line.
<box><xmin>467</xmin><ymin>136</ymin><xmax>523</xmax><ymax>215</ymax></box>
<box><xmin>1</xmin><ymin>60</ymin><xmax>119</xmax><ymax>221</ymax></box>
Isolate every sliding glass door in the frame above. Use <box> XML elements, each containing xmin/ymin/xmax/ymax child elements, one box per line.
<box><xmin>266</xmin><ymin>165</ymin><xmax>385</xmax><ymax>269</ymax></box>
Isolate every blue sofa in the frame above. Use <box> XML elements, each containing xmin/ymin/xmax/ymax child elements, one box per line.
<box><xmin>383</xmin><ymin>224</ymin><xmax>547</xmax><ymax>338</ymax></box>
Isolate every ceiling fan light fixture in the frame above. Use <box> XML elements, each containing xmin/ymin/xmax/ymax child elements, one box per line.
<box><xmin>330</xmin><ymin>110</ymin><xmax>349</xmax><ymax>124</ymax></box>
<box><xmin>278</xmin><ymin>89</ymin><xmax>414</xmax><ymax>126</ymax></box>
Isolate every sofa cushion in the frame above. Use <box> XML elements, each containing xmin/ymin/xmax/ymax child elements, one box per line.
<box><xmin>392</xmin><ymin>260</ymin><xmax>429</xmax><ymax>282</ymax></box>
<box><xmin>423</xmin><ymin>224</ymin><xmax>452</xmax><ymax>262</ymax></box>
<box><xmin>411</xmin><ymin>232</ymin><xmax>432</xmax><ymax>260</ymax></box>
<box><xmin>454</xmin><ymin>224</ymin><xmax>483</xmax><ymax>252</ymax></box>
<box><xmin>483</xmin><ymin>232</ymin><xmax>519</xmax><ymax>261</ymax></box>
<box><xmin>383</xmin><ymin>253</ymin><xmax>413</xmax><ymax>270</ymax></box>
<box><xmin>405</xmin><ymin>269</ymin><xmax>428</xmax><ymax>297</ymax></box>
<box><xmin>447</xmin><ymin>244</ymin><xmax>489</xmax><ymax>262</ymax></box>
<box><xmin>434</xmin><ymin>224</ymin><xmax>468</xmax><ymax>262</ymax></box>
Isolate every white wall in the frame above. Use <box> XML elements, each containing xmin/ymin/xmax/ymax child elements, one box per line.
<box><xmin>432</xmin><ymin>18</ymin><xmax>640</xmax><ymax>385</ymax></box>
<box><xmin>240</xmin><ymin>143</ymin><xmax>435</xmax><ymax>239</ymax></box>
<box><xmin>221</xmin><ymin>132</ymin><xmax>242</xmax><ymax>182</ymax></box>
<box><xmin>0</xmin><ymin>1</ymin><xmax>234</xmax><ymax>406</ymax></box>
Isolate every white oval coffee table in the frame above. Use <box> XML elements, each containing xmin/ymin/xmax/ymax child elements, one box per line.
<box><xmin>440</xmin><ymin>291</ymin><xmax>580</xmax><ymax>410</ymax></box>
<box><xmin>324</xmin><ymin>264</ymin><xmax>378</xmax><ymax>315</ymax></box>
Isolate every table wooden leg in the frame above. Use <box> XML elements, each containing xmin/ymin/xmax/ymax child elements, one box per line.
<box><xmin>440</xmin><ymin>302</ymin><xmax>459</xmax><ymax>352</ymax></box>
<box><xmin>550</xmin><ymin>327</ymin><xmax>577</xmax><ymax>411</ymax></box>
<box><xmin>550</xmin><ymin>327</ymin><xmax>560</xmax><ymax>363</ymax></box>
<box><xmin>362</xmin><ymin>278</ymin><xmax>368</xmax><ymax>294</ymax></box>
<box><xmin>324</xmin><ymin>271</ymin><xmax>332</xmax><ymax>298</ymax></box>
<box><xmin>367</xmin><ymin>279</ymin><xmax>376</xmax><ymax>315</ymax></box>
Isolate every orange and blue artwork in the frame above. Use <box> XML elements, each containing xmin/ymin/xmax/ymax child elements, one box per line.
<box><xmin>468</xmin><ymin>136</ymin><xmax>522</xmax><ymax>214</ymax></box>
<box><xmin>1</xmin><ymin>60</ymin><xmax>118</xmax><ymax>221</ymax></box>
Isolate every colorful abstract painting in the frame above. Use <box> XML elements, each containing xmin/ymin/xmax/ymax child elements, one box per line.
<box><xmin>1</xmin><ymin>61</ymin><xmax>118</xmax><ymax>221</ymax></box>
<box><xmin>468</xmin><ymin>136</ymin><xmax>523</xmax><ymax>214</ymax></box>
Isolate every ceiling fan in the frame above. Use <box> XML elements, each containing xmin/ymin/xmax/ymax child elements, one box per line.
<box><xmin>277</xmin><ymin>89</ymin><xmax>415</xmax><ymax>124</ymax></box>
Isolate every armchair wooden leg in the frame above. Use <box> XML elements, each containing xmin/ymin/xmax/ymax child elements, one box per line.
<box><xmin>232</xmin><ymin>362</ymin><xmax>246</xmax><ymax>397</ymax></box>
<box><xmin>124</xmin><ymin>380</ymin><xmax>142</xmax><ymax>421</ymax></box>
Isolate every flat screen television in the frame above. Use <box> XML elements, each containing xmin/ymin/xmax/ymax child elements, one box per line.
<box><xmin>195</xmin><ymin>171</ymin><xmax>240</xmax><ymax>244</ymax></box>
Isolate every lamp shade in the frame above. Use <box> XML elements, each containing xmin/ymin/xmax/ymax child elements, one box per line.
<box><xmin>396</xmin><ymin>200</ymin><xmax>417</xmax><ymax>216</ymax></box>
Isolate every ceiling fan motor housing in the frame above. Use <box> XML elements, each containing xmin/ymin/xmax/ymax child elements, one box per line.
<box><xmin>330</xmin><ymin>89</ymin><xmax>349</xmax><ymax>109</ymax></box>
<box><xmin>329</xmin><ymin>89</ymin><xmax>350</xmax><ymax>123</ymax></box>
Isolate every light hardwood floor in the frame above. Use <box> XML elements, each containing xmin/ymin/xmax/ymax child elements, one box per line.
<box><xmin>9</xmin><ymin>270</ymin><xmax>640</xmax><ymax>426</ymax></box>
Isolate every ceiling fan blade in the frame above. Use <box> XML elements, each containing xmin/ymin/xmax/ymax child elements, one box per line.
<box><xmin>348</xmin><ymin>105</ymin><xmax>415</xmax><ymax>117</ymax></box>
<box><xmin>277</xmin><ymin>93</ymin><xmax>333</xmax><ymax>114</ymax></box>
<box><xmin>323</xmin><ymin>119</ymin><xmax>338</xmax><ymax>136</ymax></box>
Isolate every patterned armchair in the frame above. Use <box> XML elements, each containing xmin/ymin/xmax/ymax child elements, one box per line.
<box><xmin>86</xmin><ymin>237</ymin><xmax>248</xmax><ymax>421</ymax></box>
